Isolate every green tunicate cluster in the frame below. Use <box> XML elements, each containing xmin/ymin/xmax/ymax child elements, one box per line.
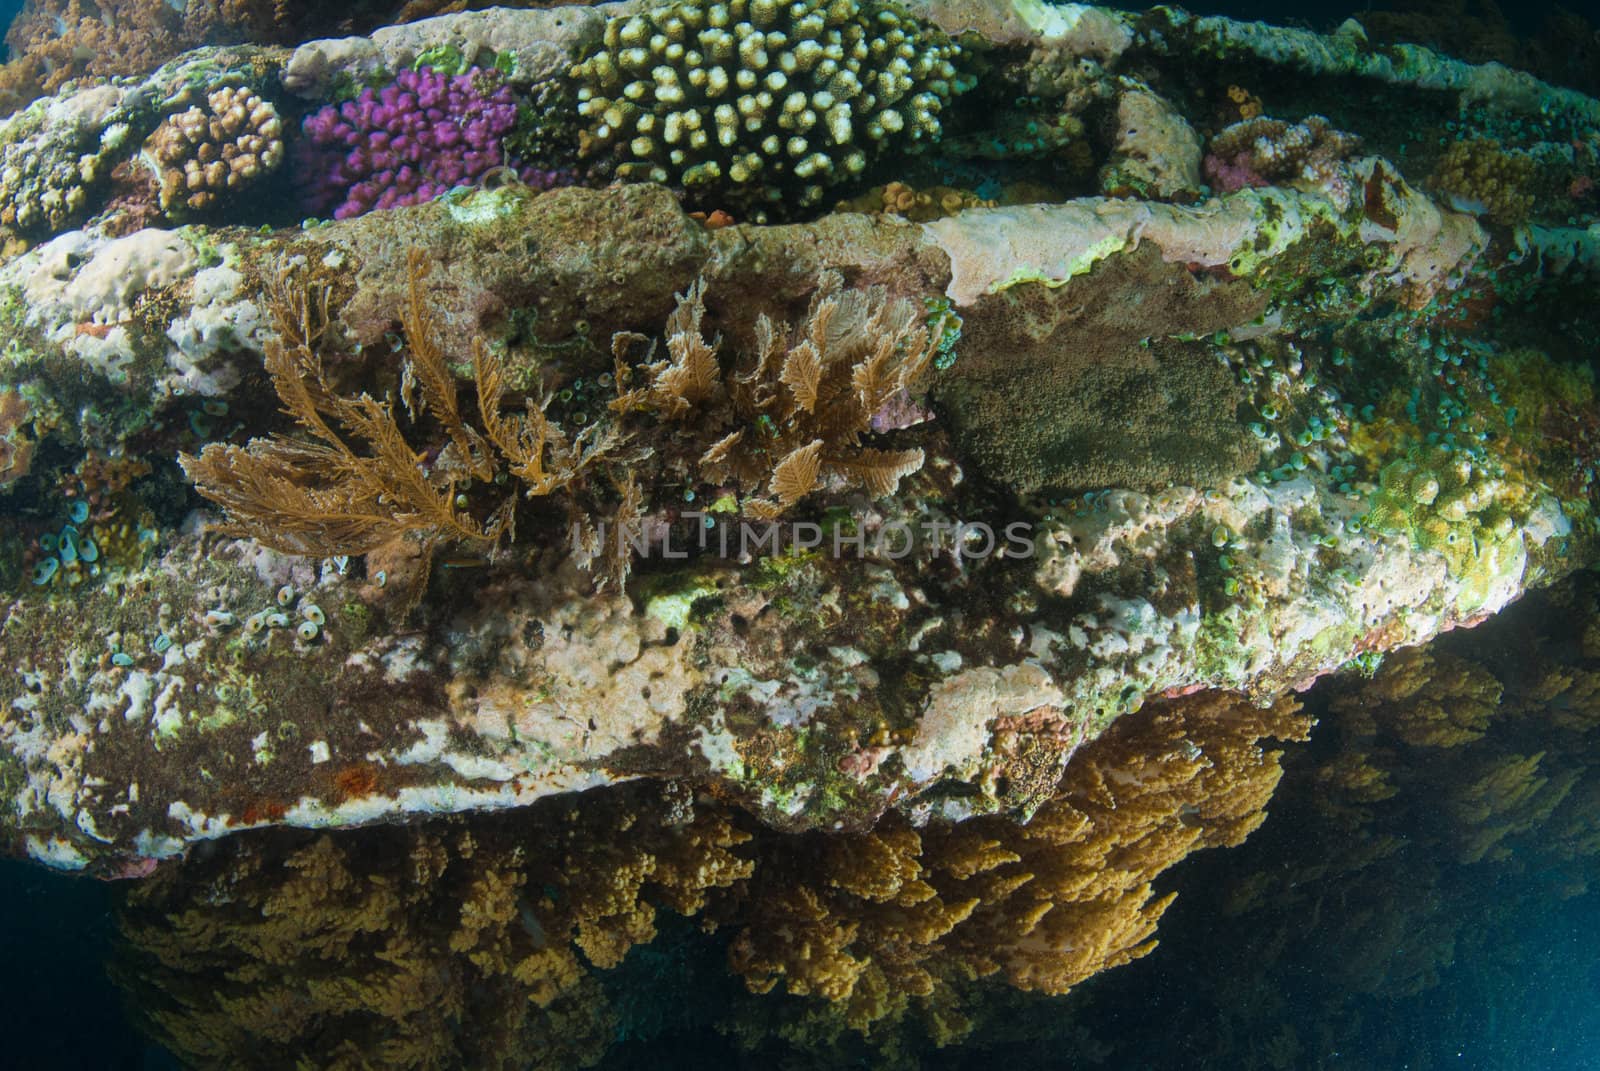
<box><xmin>570</xmin><ymin>0</ymin><xmax>969</xmax><ymax>213</ymax></box>
<box><xmin>923</xmin><ymin>295</ymin><xmax>961</xmax><ymax>371</ymax></box>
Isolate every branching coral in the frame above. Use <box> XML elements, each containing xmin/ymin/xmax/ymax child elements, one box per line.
<box><xmin>611</xmin><ymin>272</ymin><xmax>938</xmax><ymax>518</ymax></box>
<box><xmin>1203</xmin><ymin>115</ymin><xmax>1362</xmax><ymax>208</ymax></box>
<box><xmin>179</xmin><ymin>254</ymin><xmax>619</xmax><ymax>564</ymax></box>
<box><xmin>300</xmin><ymin>66</ymin><xmax>529</xmax><ymax>219</ymax></box>
<box><xmin>114</xmin><ymin>782</ymin><xmax>754</xmax><ymax>1071</ymax></box>
<box><xmin>145</xmin><ymin>86</ymin><xmax>285</xmax><ymax>217</ymax></box>
<box><xmin>710</xmin><ymin>690</ymin><xmax>1311</xmax><ymax>1033</ymax></box>
<box><xmin>1329</xmin><ymin>646</ymin><xmax>1502</xmax><ymax>748</ymax></box>
<box><xmin>570</xmin><ymin>0</ymin><xmax>968</xmax><ymax>214</ymax></box>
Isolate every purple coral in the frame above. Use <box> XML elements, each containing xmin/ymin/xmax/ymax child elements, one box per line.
<box><xmin>301</xmin><ymin>67</ymin><xmax>531</xmax><ymax>219</ymax></box>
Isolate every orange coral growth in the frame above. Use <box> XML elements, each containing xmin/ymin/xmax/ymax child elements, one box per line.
<box><xmin>836</xmin><ymin>180</ymin><xmax>997</xmax><ymax>222</ymax></box>
<box><xmin>113</xmin><ymin>689</ymin><xmax>1312</xmax><ymax>1064</ymax></box>
<box><xmin>180</xmin><ymin>256</ymin><xmax>619</xmax><ymax>564</ymax></box>
<box><xmin>0</xmin><ymin>387</ymin><xmax>35</xmax><ymax>487</ymax></box>
<box><xmin>1330</xmin><ymin>646</ymin><xmax>1501</xmax><ymax>747</ymax></box>
<box><xmin>331</xmin><ymin>764</ymin><xmax>382</xmax><ymax>802</ymax></box>
<box><xmin>115</xmin><ymin>783</ymin><xmax>753</xmax><ymax>1070</ymax></box>
<box><xmin>612</xmin><ymin>272</ymin><xmax>938</xmax><ymax>518</ymax></box>
<box><xmin>1225</xmin><ymin>84</ymin><xmax>1264</xmax><ymax>121</ymax></box>
<box><xmin>712</xmin><ymin>690</ymin><xmax>1310</xmax><ymax>1032</ymax></box>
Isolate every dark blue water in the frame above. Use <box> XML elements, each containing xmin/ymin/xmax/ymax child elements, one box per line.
<box><xmin>0</xmin><ymin>860</ymin><xmax>163</xmax><ymax>1069</ymax></box>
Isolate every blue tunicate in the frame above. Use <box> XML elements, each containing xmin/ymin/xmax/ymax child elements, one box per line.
<box><xmin>78</xmin><ymin>538</ymin><xmax>99</xmax><ymax>563</ymax></box>
<box><xmin>39</xmin><ymin>533</ymin><xmax>58</xmax><ymax>553</ymax></box>
<box><xmin>112</xmin><ymin>652</ymin><xmax>135</xmax><ymax>667</ymax></box>
<box><xmin>31</xmin><ymin>558</ymin><xmax>58</xmax><ymax>585</ymax></box>
<box><xmin>152</xmin><ymin>633</ymin><xmax>172</xmax><ymax>654</ymax></box>
<box><xmin>69</xmin><ymin>500</ymin><xmax>89</xmax><ymax>524</ymax></box>
<box><xmin>57</xmin><ymin>529</ymin><xmax>78</xmax><ymax>565</ymax></box>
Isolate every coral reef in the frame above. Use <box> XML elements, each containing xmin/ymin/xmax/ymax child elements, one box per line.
<box><xmin>0</xmin><ymin>5</ymin><xmax>1586</xmax><ymax>1067</ymax></box>
<box><xmin>0</xmin><ymin>0</ymin><xmax>1594</xmax><ymax>889</ymax></box>
<box><xmin>0</xmin><ymin>0</ymin><xmax>400</xmax><ymax>117</ymax></box>
<box><xmin>569</xmin><ymin>0</ymin><xmax>969</xmax><ymax>214</ymax></box>
<box><xmin>145</xmin><ymin>87</ymin><xmax>285</xmax><ymax>218</ymax></box>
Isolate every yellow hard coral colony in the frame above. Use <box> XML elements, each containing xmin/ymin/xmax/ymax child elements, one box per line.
<box><xmin>1330</xmin><ymin>646</ymin><xmax>1501</xmax><ymax>748</ymax></box>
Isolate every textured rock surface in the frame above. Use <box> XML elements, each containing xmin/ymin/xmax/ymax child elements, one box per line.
<box><xmin>0</xmin><ymin>0</ymin><xmax>1596</xmax><ymax>876</ymax></box>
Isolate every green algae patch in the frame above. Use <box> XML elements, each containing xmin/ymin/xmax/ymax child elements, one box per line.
<box><xmin>444</xmin><ymin>185</ymin><xmax>531</xmax><ymax>226</ymax></box>
<box><xmin>642</xmin><ymin>574</ymin><xmax>723</xmax><ymax>633</ymax></box>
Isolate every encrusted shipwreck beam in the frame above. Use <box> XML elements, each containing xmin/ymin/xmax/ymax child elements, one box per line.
<box><xmin>0</xmin><ymin>0</ymin><xmax>1596</xmax><ymax>874</ymax></box>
